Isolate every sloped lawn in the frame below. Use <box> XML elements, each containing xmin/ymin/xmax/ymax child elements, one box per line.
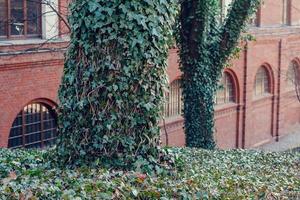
<box><xmin>0</xmin><ymin>148</ymin><xmax>299</xmax><ymax>199</ymax></box>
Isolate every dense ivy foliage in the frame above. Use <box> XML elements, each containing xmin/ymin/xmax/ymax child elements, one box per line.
<box><xmin>56</xmin><ymin>0</ymin><xmax>177</xmax><ymax>167</ymax></box>
<box><xmin>1</xmin><ymin>148</ymin><xmax>299</xmax><ymax>199</ymax></box>
<box><xmin>177</xmin><ymin>0</ymin><xmax>260</xmax><ymax>149</ymax></box>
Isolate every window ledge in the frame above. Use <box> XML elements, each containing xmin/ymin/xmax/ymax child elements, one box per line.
<box><xmin>159</xmin><ymin>115</ymin><xmax>183</xmax><ymax>126</ymax></box>
<box><xmin>247</xmin><ymin>25</ymin><xmax>300</xmax><ymax>36</ymax></box>
<box><xmin>284</xmin><ymin>88</ymin><xmax>296</xmax><ymax>92</ymax></box>
<box><xmin>215</xmin><ymin>102</ymin><xmax>238</xmax><ymax>112</ymax></box>
<box><xmin>252</xmin><ymin>93</ymin><xmax>273</xmax><ymax>103</ymax></box>
<box><xmin>282</xmin><ymin>89</ymin><xmax>297</xmax><ymax>97</ymax></box>
<box><xmin>0</xmin><ymin>37</ymin><xmax>69</xmax><ymax>47</ymax></box>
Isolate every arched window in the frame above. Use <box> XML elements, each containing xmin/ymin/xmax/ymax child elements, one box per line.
<box><xmin>216</xmin><ymin>72</ymin><xmax>235</xmax><ymax>105</ymax></box>
<box><xmin>164</xmin><ymin>79</ymin><xmax>182</xmax><ymax>118</ymax></box>
<box><xmin>286</xmin><ymin>61</ymin><xmax>299</xmax><ymax>89</ymax></box>
<box><xmin>8</xmin><ymin>102</ymin><xmax>57</xmax><ymax>149</ymax></box>
<box><xmin>254</xmin><ymin>66</ymin><xmax>270</xmax><ymax>97</ymax></box>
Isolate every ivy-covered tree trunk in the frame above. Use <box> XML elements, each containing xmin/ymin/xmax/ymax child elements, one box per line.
<box><xmin>184</xmin><ymin>86</ymin><xmax>216</xmax><ymax>148</ymax></box>
<box><xmin>56</xmin><ymin>0</ymin><xmax>176</xmax><ymax>168</ymax></box>
<box><xmin>178</xmin><ymin>0</ymin><xmax>260</xmax><ymax>149</ymax></box>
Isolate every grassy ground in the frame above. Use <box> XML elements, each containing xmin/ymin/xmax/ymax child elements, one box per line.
<box><xmin>0</xmin><ymin>148</ymin><xmax>299</xmax><ymax>199</ymax></box>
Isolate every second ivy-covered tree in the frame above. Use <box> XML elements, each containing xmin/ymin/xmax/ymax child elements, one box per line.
<box><xmin>177</xmin><ymin>0</ymin><xmax>260</xmax><ymax>149</ymax></box>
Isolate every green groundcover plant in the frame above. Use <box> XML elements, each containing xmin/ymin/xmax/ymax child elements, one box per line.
<box><xmin>0</xmin><ymin>148</ymin><xmax>299</xmax><ymax>199</ymax></box>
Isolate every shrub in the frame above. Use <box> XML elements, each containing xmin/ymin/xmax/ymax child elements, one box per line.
<box><xmin>0</xmin><ymin>148</ymin><xmax>299</xmax><ymax>199</ymax></box>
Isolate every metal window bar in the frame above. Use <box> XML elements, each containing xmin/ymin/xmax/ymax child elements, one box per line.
<box><xmin>164</xmin><ymin>80</ymin><xmax>182</xmax><ymax>118</ymax></box>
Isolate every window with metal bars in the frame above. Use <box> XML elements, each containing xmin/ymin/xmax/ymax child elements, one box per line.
<box><xmin>0</xmin><ymin>0</ymin><xmax>42</xmax><ymax>39</ymax></box>
<box><xmin>254</xmin><ymin>67</ymin><xmax>270</xmax><ymax>97</ymax></box>
<box><xmin>8</xmin><ymin>102</ymin><xmax>57</xmax><ymax>149</ymax></box>
<box><xmin>164</xmin><ymin>79</ymin><xmax>182</xmax><ymax>118</ymax></box>
<box><xmin>215</xmin><ymin>72</ymin><xmax>235</xmax><ymax>105</ymax></box>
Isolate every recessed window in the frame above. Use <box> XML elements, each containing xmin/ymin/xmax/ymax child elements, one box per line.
<box><xmin>286</xmin><ymin>61</ymin><xmax>299</xmax><ymax>89</ymax></box>
<box><xmin>216</xmin><ymin>73</ymin><xmax>235</xmax><ymax>105</ymax></box>
<box><xmin>282</xmin><ymin>0</ymin><xmax>291</xmax><ymax>25</ymax></box>
<box><xmin>0</xmin><ymin>0</ymin><xmax>42</xmax><ymax>39</ymax></box>
<box><xmin>249</xmin><ymin>11</ymin><xmax>259</xmax><ymax>27</ymax></box>
<box><xmin>164</xmin><ymin>79</ymin><xmax>182</xmax><ymax>118</ymax></box>
<box><xmin>8</xmin><ymin>102</ymin><xmax>57</xmax><ymax>149</ymax></box>
<box><xmin>219</xmin><ymin>0</ymin><xmax>233</xmax><ymax>21</ymax></box>
<box><xmin>220</xmin><ymin>0</ymin><xmax>259</xmax><ymax>27</ymax></box>
<box><xmin>254</xmin><ymin>67</ymin><xmax>270</xmax><ymax>97</ymax></box>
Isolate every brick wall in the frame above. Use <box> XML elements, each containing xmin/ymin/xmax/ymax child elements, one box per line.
<box><xmin>161</xmin><ymin>27</ymin><xmax>300</xmax><ymax>149</ymax></box>
<box><xmin>0</xmin><ymin>46</ymin><xmax>64</xmax><ymax>147</ymax></box>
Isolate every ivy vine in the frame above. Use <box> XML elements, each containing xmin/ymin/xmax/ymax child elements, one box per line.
<box><xmin>177</xmin><ymin>0</ymin><xmax>260</xmax><ymax>149</ymax></box>
<box><xmin>55</xmin><ymin>0</ymin><xmax>177</xmax><ymax>168</ymax></box>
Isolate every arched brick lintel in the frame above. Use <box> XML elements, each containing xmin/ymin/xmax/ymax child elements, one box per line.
<box><xmin>292</xmin><ymin>57</ymin><xmax>300</xmax><ymax>66</ymax></box>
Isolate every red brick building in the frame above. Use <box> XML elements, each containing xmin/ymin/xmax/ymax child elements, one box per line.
<box><xmin>1</xmin><ymin>0</ymin><xmax>300</xmax><ymax>149</ymax></box>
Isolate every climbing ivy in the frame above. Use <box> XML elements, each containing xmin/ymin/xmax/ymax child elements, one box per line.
<box><xmin>56</xmin><ymin>0</ymin><xmax>177</xmax><ymax>168</ymax></box>
<box><xmin>177</xmin><ymin>0</ymin><xmax>260</xmax><ymax>149</ymax></box>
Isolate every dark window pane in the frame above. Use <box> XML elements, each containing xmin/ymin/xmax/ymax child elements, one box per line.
<box><xmin>10</xmin><ymin>127</ymin><xmax>22</xmax><ymax>137</ymax></box>
<box><xmin>44</xmin><ymin>129</ymin><xmax>56</xmax><ymax>140</ymax></box>
<box><xmin>12</xmin><ymin>113</ymin><xmax>22</xmax><ymax>126</ymax></box>
<box><xmin>27</xmin><ymin>0</ymin><xmax>41</xmax><ymax>35</ymax></box>
<box><xmin>8</xmin><ymin>136</ymin><xmax>23</xmax><ymax>148</ymax></box>
<box><xmin>25</xmin><ymin>132</ymin><xmax>41</xmax><ymax>144</ymax></box>
<box><xmin>0</xmin><ymin>0</ymin><xmax>7</xmax><ymax>36</ymax></box>
<box><xmin>10</xmin><ymin>0</ymin><xmax>24</xmax><ymax>35</ymax></box>
<box><xmin>44</xmin><ymin>119</ymin><xmax>55</xmax><ymax>130</ymax></box>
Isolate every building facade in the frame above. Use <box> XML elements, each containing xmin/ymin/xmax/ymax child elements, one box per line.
<box><xmin>0</xmin><ymin>0</ymin><xmax>69</xmax><ymax>148</ymax></box>
<box><xmin>1</xmin><ymin>0</ymin><xmax>300</xmax><ymax>149</ymax></box>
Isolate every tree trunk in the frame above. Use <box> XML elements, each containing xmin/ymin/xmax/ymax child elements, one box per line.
<box><xmin>55</xmin><ymin>0</ymin><xmax>177</xmax><ymax>168</ymax></box>
<box><xmin>178</xmin><ymin>0</ymin><xmax>260</xmax><ymax>149</ymax></box>
<box><xmin>184</xmin><ymin>81</ymin><xmax>216</xmax><ymax>149</ymax></box>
